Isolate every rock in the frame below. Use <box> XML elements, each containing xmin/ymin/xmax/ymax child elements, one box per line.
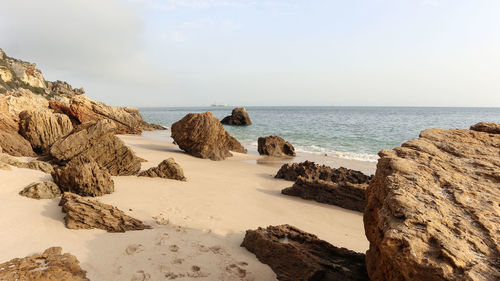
<box><xmin>50</xmin><ymin>119</ymin><xmax>141</xmax><ymax>175</ymax></box>
<box><xmin>275</xmin><ymin>161</ymin><xmax>372</xmax><ymax>183</ymax></box>
<box><xmin>0</xmin><ymin>66</ymin><xmax>13</xmax><ymax>82</ymax></box>
<box><xmin>0</xmin><ymin>152</ymin><xmax>54</xmax><ymax>173</ymax></box>
<box><xmin>221</xmin><ymin>107</ymin><xmax>252</xmax><ymax>125</ymax></box>
<box><xmin>52</xmin><ymin>155</ymin><xmax>114</xmax><ymax>197</ymax></box>
<box><xmin>0</xmin><ymin>247</ymin><xmax>89</xmax><ymax>281</ymax></box>
<box><xmin>470</xmin><ymin>122</ymin><xmax>500</xmax><ymax>134</ymax></box>
<box><xmin>364</xmin><ymin>128</ymin><xmax>500</xmax><ymax>281</ymax></box>
<box><xmin>19</xmin><ymin>181</ymin><xmax>62</xmax><ymax>199</ymax></box>
<box><xmin>282</xmin><ymin>176</ymin><xmax>367</xmax><ymax>212</ymax></box>
<box><xmin>171</xmin><ymin>112</ymin><xmax>247</xmax><ymax>160</ymax></box>
<box><xmin>2</xmin><ymin>88</ymin><xmax>49</xmax><ymax>116</ymax></box>
<box><xmin>8</xmin><ymin>60</ymin><xmax>46</xmax><ymax>89</ymax></box>
<box><xmin>0</xmin><ymin>97</ymin><xmax>36</xmax><ymax>156</ymax></box>
<box><xmin>47</xmin><ymin>80</ymin><xmax>85</xmax><ymax>97</ymax></box>
<box><xmin>241</xmin><ymin>224</ymin><xmax>369</xmax><ymax>281</ymax></box>
<box><xmin>138</xmin><ymin>158</ymin><xmax>186</xmax><ymax>181</ymax></box>
<box><xmin>59</xmin><ymin>192</ymin><xmax>148</xmax><ymax>232</ymax></box>
<box><xmin>258</xmin><ymin>136</ymin><xmax>295</xmax><ymax>157</ymax></box>
<box><xmin>18</xmin><ymin>109</ymin><xmax>73</xmax><ymax>153</ymax></box>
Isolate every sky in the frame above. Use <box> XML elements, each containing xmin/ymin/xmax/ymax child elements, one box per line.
<box><xmin>0</xmin><ymin>0</ymin><xmax>499</xmax><ymax>107</ymax></box>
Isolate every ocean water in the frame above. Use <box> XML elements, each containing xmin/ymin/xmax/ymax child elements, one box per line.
<box><xmin>139</xmin><ymin>106</ymin><xmax>500</xmax><ymax>162</ymax></box>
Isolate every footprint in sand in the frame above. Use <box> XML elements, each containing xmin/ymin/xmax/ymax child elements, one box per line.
<box><xmin>156</xmin><ymin>233</ymin><xmax>169</xmax><ymax>246</ymax></box>
<box><xmin>152</xmin><ymin>214</ymin><xmax>169</xmax><ymax>225</ymax></box>
<box><xmin>187</xmin><ymin>265</ymin><xmax>210</xmax><ymax>278</ymax></box>
<box><xmin>226</xmin><ymin>263</ymin><xmax>247</xmax><ymax>278</ymax></box>
<box><xmin>125</xmin><ymin>244</ymin><xmax>145</xmax><ymax>255</ymax></box>
<box><xmin>169</xmin><ymin>244</ymin><xmax>180</xmax><ymax>252</ymax></box>
<box><xmin>130</xmin><ymin>270</ymin><xmax>151</xmax><ymax>281</ymax></box>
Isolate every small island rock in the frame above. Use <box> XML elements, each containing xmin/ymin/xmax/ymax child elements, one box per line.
<box><xmin>257</xmin><ymin>136</ymin><xmax>295</xmax><ymax>157</ymax></box>
<box><xmin>221</xmin><ymin>107</ymin><xmax>252</xmax><ymax>125</ymax></box>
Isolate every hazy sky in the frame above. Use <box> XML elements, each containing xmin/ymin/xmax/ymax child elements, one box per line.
<box><xmin>1</xmin><ymin>0</ymin><xmax>499</xmax><ymax>107</ymax></box>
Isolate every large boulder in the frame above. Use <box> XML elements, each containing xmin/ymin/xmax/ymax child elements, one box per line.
<box><xmin>52</xmin><ymin>155</ymin><xmax>114</xmax><ymax>197</ymax></box>
<box><xmin>221</xmin><ymin>107</ymin><xmax>252</xmax><ymax>125</ymax></box>
<box><xmin>171</xmin><ymin>112</ymin><xmax>247</xmax><ymax>160</ymax></box>
<box><xmin>275</xmin><ymin>161</ymin><xmax>372</xmax><ymax>183</ymax></box>
<box><xmin>2</xmin><ymin>88</ymin><xmax>49</xmax><ymax>116</ymax></box>
<box><xmin>364</xmin><ymin>127</ymin><xmax>500</xmax><ymax>281</ymax></box>
<box><xmin>0</xmin><ymin>97</ymin><xmax>35</xmax><ymax>156</ymax></box>
<box><xmin>0</xmin><ymin>152</ymin><xmax>54</xmax><ymax>173</ymax></box>
<box><xmin>258</xmin><ymin>136</ymin><xmax>296</xmax><ymax>157</ymax></box>
<box><xmin>241</xmin><ymin>224</ymin><xmax>369</xmax><ymax>281</ymax></box>
<box><xmin>138</xmin><ymin>158</ymin><xmax>186</xmax><ymax>181</ymax></box>
<box><xmin>19</xmin><ymin>181</ymin><xmax>62</xmax><ymax>199</ymax></box>
<box><xmin>59</xmin><ymin>192</ymin><xmax>149</xmax><ymax>232</ymax></box>
<box><xmin>0</xmin><ymin>247</ymin><xmax>89</xmax><ymax>281</ymax></box>
<box><xmin>50</xmin><ymin>119</ymin><xmax>141</xmax><ymax>175</ymax></box>
<box><xmin>18</xmin><ymin>109</ymin><xmax>73</xmax><ymax>153</ymax></box>
<box><xmin>470</xmin><ymin>121</ymin><xmax>500</xmax><ymax>134</ymax></box>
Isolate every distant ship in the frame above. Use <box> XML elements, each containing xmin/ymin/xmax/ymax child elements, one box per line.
<box><xmin>210</xmin><ymin>103</ymin><xmax>229</xmax><ymax>107</ymax></box>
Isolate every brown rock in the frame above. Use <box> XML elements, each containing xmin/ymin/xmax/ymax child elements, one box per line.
<box><xmin>48</xmin><ymin>100</ymin><xmax>80</xmax><ymax>126</ymax></box>
<box><xmin>19</xmin><ymin>109</ymin><xmax>73</xmax><ymax>153</ymax></box>
<box><xmin>258</xmin><ymin>136</ymin><xmax>295</xmax><ymax>157</ymax></box>
<box><xmin>0</xmin><ymin>98</ymin><xmax>36</xmax><ymax>156</ymax></box>
<box><xmin>282</xmin><ymin>176</ymin><xmax>367</xmax><ymax>212</ymax></box>
<box><xmin>59</xmin><ymin>192</ymin><xmax>148</xmax><ymax>232</ymax></box>
<box><xmin>52</xmin><ymin>155</ymin><xmax>114</xmax><ymax>197</ymax></box>
<box><xmin>0</xmin><ymin>247</ymin><xmax>89</xmax><ymax>281</ymax></box>
<box><xmin>50</xmin><ymin>119</ymin><xmax>141</xmax><ymax>175</ymax></box>
<box><xmin>19</xmin><ymin>181</ymin><xmax>62</xmax><ymax>199</ymax></box>
<box><xmin>470</xmin><ymin>121</ymin><xmax>500</xmax><ymax>134</ymax></box>
<box><xmin>241</xmin><ymin>224</ymin><xmax>369</xmax><ymax>281</ymax></box>
<box><xmin>221</xmin><ymin>107</ymin><xmax>252</xmax><ymax>125</ymax></box>
<box><xmin>364</xmin><ymin>128</ymin><xmax>500</xmax><ymax>281</ymax></box>
<box><xmin>0</xmin><ymin>152</ymin><xmax>54</xmax><ymax>173</ymax></box>
<box><xmin>275</xmin><ymin>161</ymin><xmax>372</xmax><ymax>183</ymax></box>
<box><xmin>171</xmin><ymin>112</ymin><xmax>247</xmax><ymax>160</ymax></box>
<box><xmin>138</xmin><ymin>158</ymin><xmax>186</xmax><ymax>181</ymax></box>
<box><xmin>47</xmin><ymin>80</ymin><xmax>85</xmax><ymax>97</ymax></box>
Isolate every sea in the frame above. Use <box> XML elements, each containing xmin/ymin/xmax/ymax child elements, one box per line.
<box><xmin>139</xmin><ymin>106</ymin><xmax>500</xmax><ymax>162</ymax></box>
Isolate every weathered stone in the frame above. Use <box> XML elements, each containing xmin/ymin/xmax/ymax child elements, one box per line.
<box><xmin>47</xmin><ymin>80</ymin><xmax>85</xmax><ymax>97</ymax></box>
<box><xmin>0</xmin><ymin>97</ymin><xmax>36</xmax><ymax>156</ymax></box>
<box><xmin>59</xmin><ymin>192</ymin><xmax>148</xmax><ymax>232</ymax></box>
<box><xmin>282</xmin><ymin>176</ymin><xmax>367</xmax><ymax>212</ymax></box>
<box><xmin>138</xmin><ymin>158</ymin><xmax>186</xmax><ymax>181</ymax></box>
<box><xmin>50</xmin><ymin>119</ymin><xmax>141</xmax><ymax>175</ymax></box>
<box><xmin>241</xmin><ymin>224</ymin><xmax>369</xmax><ymax>281</ymax></box>
<box><xmin>470</xmin><ymin>122</ymin><xmax>500</xmax><ymax>134</ymax></box>
<box><xmin>19</xmin><ymin>181</ymin><xmax>62</xmax><ymax>199</ymax></box>
<box><xmin>19</xmin><ymin>109</ymin><xmax>73</xmax><ymax>153</ymax></box>
<box><xmin>275</xmin><ymin>161</ymin><xmax>372</xmax><ymax>183</ymax></box>
<box><xmin>52</xmin><ymin>155</ymin><xmax>114</xmax><ymax>197</ymax></box>
<box><xmin>364</xmin><ymin>127</ymin><xmax>500</xmax><ymax>281</ymax></box>
<box><xmin>171</xmin><ymin>112</ymin><xmax>247</xmax><ymax>160</ymax></box>
<box><xmin>221</xmin><ymin>107</ymin><xmax>252</xmax><ymax>125</ymax></box>
<box><xmin>0</xmin><ymin>247</ymin><xmax>88</xmax><ymax>281</ymax></box>
<box><xmin>0</xmin><ymin>152</ymin><xmax>54</xmax><ymax>173</ymax></box>
<box><xmin>258</xmin><ymin>136</ymin><xmax>295</xmax><ymax>157</ymax></box>
<box><xmin>2</xmin><ymin>88</ymin><xmax>49</xmax><ymax>116</ymax></box>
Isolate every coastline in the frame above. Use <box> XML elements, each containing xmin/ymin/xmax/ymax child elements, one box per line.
<box><xmin>0</xmin><ymin>132</ymin><xmax>374</xmax><ymax>280</ymax></box>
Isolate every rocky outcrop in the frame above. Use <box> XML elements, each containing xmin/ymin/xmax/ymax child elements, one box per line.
<box><xmin>0</xmin><ymin>247</ymin><xmax>89</xmax><ymax>281</ymax></box>
<box><xmin>470</xmin><ymin>121</ymin><xmax>500</xmax><ymax>134</ymax></box>
<box><xmin>275</xmin><ymin>160</ymin><xmax>372</xmax><ymax>183</ymax></box>
<box><xmin>258</xmin><ymin>136</ymin><xmax>295</xmax><ymax>157</ymax></box>
<box><xmin>241</xmin><ymin>224</ymin><xmax>369</xmax><ymax>281</ymax></box>
<box><xmin>52</xmin><ymin>155</ymin><xmax>114</xmax><ymax>197</ymax></box>
<box><xmin>47</xmin><ymin>80</ymin><xmax>85</xmax><ymax>97</ymax></box>
<box><xmin>171</xmin><ymin>112</ymin><xmax>247</xmax><ymax>160</ymax></box>
<box><xmin>364</xmin><ymin>127</ymin><xmax>500</xmax><ymax>281</ymax></box>
<box><xmin>18</xmin><ymin>109</ymin><xmax>73</xmax><ymax>153</ymax></box>
<box><xmin>221</xmin><ymin>107</ymin><xmax>252</xmax><ymax>125</ymax></box>
<box><xmin>283</xmin><ymin>177</ymin><xmax>367</xmax><ymax>212</ymax></box>
<box><xmin>138</xmin><ymin>158</ymin><xmax>186</xmax><ymax>181</ymax></box>
<box><xmin>2</xmin><ymin>88</ymin><xmax>49</xmax><ymax>115</ymax></box>
<box><xmin>59</xmin><ymin>192</ymin><xmax>148</xmax><ymax>232</ymax></box>
<box><xmin>0</xmin><ymin>152</ymin><xmax>54</xmax><ymax>173</ymax></box>
<box><xmin>0</xmin><ymin>95</ymin><xmax>36</xmax><ymax>156</ymax></box>
<box><xmin>19</xmin><ymin>181</ymin><xmax>62</xmax><ymax>199</ymax></box>
<box><xmin>50</xmin><ymin>119</ymin><xmax>141</xmax><ymax>175</ymax></box>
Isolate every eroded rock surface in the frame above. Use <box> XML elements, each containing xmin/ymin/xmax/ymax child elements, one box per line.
<box><xmin>0</xmin><ymin>247</ymin><xmax>89</xmax><ymax>281</ymax></box>
<box><xmin>138</xmin><ymin>158</ymin><xmax>186</xmax><ymax>181</ymax></box>
<box><xmin>50</xmin><ymin>119</ymin><xmax>141</xmax><ymax>175</ymax></box>
<box><xmin>0</xmin><ymin>96</ymin><xmax>35</xmax><ymax>156</ymax></box>
<box><xmin>470</xmin><ymin>122</ymin><xmax>500</xmax><ymax>134</ymax></box>
<box><xmin>19</xmin><ymin>181</ymin><xmax>62</xmax><ymax>199</ymax></box>
<box><xmin>59</xmin><ymin>192</ymin><xmax>148</xmax><ymax>232</ymax></box>
<box><xmin>241</xmin><ymin>224</ymin><xmax>369</xmax><ymax>281</ymax></box>
<box><xmin>52</xmin><ymin>155</ymin><xmax>114</xmax><ymax>197</ymax></box>
<box><xmin>258</xmin><ymin>136</ymin><xmax>295</xmax><ymax>157</ymax></box>
<box><xmin>0</xmin><ymin>152</ymin><xmax>54</xmax><ymax>173</ymax></box>
<box><xmin>275</xmin><ymin>160</ymin><xmax>372</xmax><ymax>183</ymax></box>
<box><xmin>221</xmin><ymin>107</ymin><xmax>252</xmax><ymax>125</ymax></box>
<box><xmin>364</xmin><ymin>127</ymin><xmax>500</xmax><ymax>281</ymax></box>
<box><xmin>171</xmin><ymin>112</ymin><xmax>247</xmax><ymax>160</ymax></box>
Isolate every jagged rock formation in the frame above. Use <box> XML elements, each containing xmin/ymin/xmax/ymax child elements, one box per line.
<box><xmin>0</xmin><ymin>94</ymin><xmax>36</xmax><ymax>156</ymax></box>
<box><xmin>19</xmin><ymin>181</ymin><xmax>62</xmax><ymax>199</ymax></box>
<box><xmin>138</xmin><ymin>158</ymin><xmax>186</xmax><ymax>181</ymax></box>
<box><xmin>221</xmin><ymin>107</ymin><xmax>252</xmax><ymax>125</ymax></box>
<box><xmin>50</xmin><ymin>119</ymin><xmax>141</xmax><ymax>175</ymax></box>
<box><xmin>52</xmin><ymin>155</ymin><xmax>114</xmax><ymax>197</ymax></box>
<box><xmin>241</xmin><ymin>224</ymin><xmax>369</xmax><ymax>281</ymax></box>
<box><xmin>364</xmin><ymin>126</ymin><xmax>500</xmax><ymax>281</ymax></box>
<box><xmin>18</xmin><ymin>109</ymin><xmax>73</xmax><ymax>153</ymax></box>
<box><xmin>0</xmin><ymin>247</ymin><xmax>89</xmax><ymax>281</ymax></box>
<box><xmin>275</xmin><ymin>160</ymin><xmax>372</xmax><ymax>183</ymax></box>
<box><xmin>0</xmin><ymin>151</ymin><xmax>54</xmax><ymax>173</ymax></box>
<box><xmin>47</xmin><ymin>80</ymin><xmax>85</xmax><ymax>97</ymax></box>
<box><xmin>171</xmin><ymin>112</ymin><xmax>247</xmax><ymax>160</ymax></box>
<box><xmin>470</xmin><ymin>121</ymin><xmax>500</xmax><ymax>134</ymax></box>
<box><xmin>258</xmin><ymin>136</ymin><xmax>296</xmax><ymax>157</ymax></box>
<box><xmin>59</xmin><ymin>192</ymin><xmax>148</xmax><ymax>232</ymax></box>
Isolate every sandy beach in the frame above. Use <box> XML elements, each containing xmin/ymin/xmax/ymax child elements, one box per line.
<box><xmin>0</xmin><ymin>132</ymin><xmax>375</xmax><ymax>280</ymax></box>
